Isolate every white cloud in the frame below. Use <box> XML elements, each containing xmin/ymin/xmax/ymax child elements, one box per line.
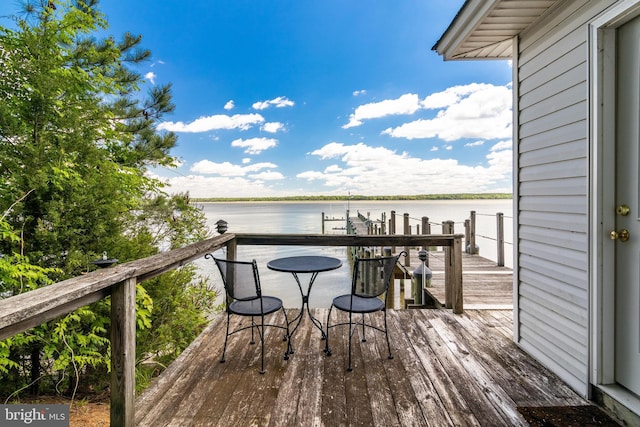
<box><xmin>261</xmin><ymin>122</ymin><xmax>285</xmax><ymax>133</ymax></box>
<box><xmin>383</xmin><ymin>84</ymin><xmax>512</xmax><ymax>141</ymax></box>
<box><xmin>252</xmin><ymin>96</ymin><xmax>295</xmax><ymax>110</ymax></box>
<box><xmin>353</xmin><ymin>90</ymin><xmax>367</xmax><ymax>96</ymax></box>
<box><xmin>231</xmin><ymin>137</ymin><xmax>278</xmax><ymax>154</ymax></box>
<box><xmin>249</xmin><ymin>171</ymin><xmax>285</xmax><ymax>181</ymax></box>
<box><xmin>490</xmin><ymin>140</ymin><xmax>512</xmax><ymax>151</ymax></box>
<box><xmin>145</xmin><ymin>71</ymin><xmax>156</xmax><ymax>84</ymax></box>
<box><xmin>296</xmin><ymin>171</ymin><xmax>326</xmax><ymax>180</ymax></box>
<box><xmin>486</xmin><ymin>148</ymin><xmax>513</xmax><ymax>175</ymax></box>
<box><xmin>156</xmin><ymin>138</ymin><xmax>512</xmax><ymax>197</ymax></box>
<box><xmin>149</xmin><ymin>161</ymin><xmax>286</xmax><ymax>198</ymax></box>
<box><xmin>324</xmin><ymin>165</ymin><xmax>343</xmax><ymax>173</ymax></box>
<box><xmin>152</xmin><ymin>82</ymin><xmax>515</xmax><ymax>198</ymax></box>
<box><xmin>296</xmin><ymin>141</ymin><xmax>512</xmax><ymax>195</ymax></box>
<box><xmin>343</xmin><ymin>93</ymin><xmax>421</xmax><ymax>129</ymax></box>
<box><xmin>340</xmin><ymin>83</ymin><xmax>511</xmax><ymax>140</ymax></box>
<box><xmin>152</xmin><ymin>174</ymin><xmax>287</xmax><ymax>198</ymax></box>
<box><xmin>224</xmin><ymin>100</ymin><xmax>235</xmax><ymax>110</ymax></box>
<box><xmin>191</xmin><ymin>160</ymin><xmax>278</xmax><ymax>176</ymax></box>
<box><xmin>158</xmin><ymin>113</ymin><xmax>265</xmax><ymax>132</ymax></box>
<box><xmin>465</xmin><ymin>140</ymin><xmax>485</xmax><ymax>147</ymax></box>
<box><xmin>421</xmin><ymin>83</ymin><xmax>493</xmax><ymax>109</ymax></box>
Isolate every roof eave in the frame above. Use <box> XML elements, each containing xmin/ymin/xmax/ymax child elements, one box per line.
<box><xmin>432</xmin><ymin>0</ymin><xmax>504</xmax><ymax>60</ymax></box>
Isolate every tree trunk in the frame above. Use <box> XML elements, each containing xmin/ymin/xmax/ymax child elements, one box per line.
<box><xmin>29</xmin><ymin>343</ymin><xmax>41</xmax><ymax>395</ymax></box>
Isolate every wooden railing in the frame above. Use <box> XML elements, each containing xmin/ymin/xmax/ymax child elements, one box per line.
<box><xmin>356</xmin><ymin>208</ymin><xmax>511</xmax><ymax>267</ymax></box>
<box><xmin>0</xmin><ymin>232</ymin><xmax>462</xmax><ymax>427</ymax></box>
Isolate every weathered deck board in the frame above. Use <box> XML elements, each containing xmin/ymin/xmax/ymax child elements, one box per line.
<box><xmin>136</xmin><ymin>308</ymin><xmax>587</xmax><ymax>427</ymax></box>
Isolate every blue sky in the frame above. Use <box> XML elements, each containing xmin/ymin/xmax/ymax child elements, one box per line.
<box><xmin>3</xmin><ymin>1</ymin><xmax>514</xmax><ymax>198</ymax></box>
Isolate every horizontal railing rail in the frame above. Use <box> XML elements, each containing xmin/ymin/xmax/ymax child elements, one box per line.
<box><xmin>0</xmin><ymin>232</ymin><xmax>462</xmax><ymax>427</ymax></box>
<box><xmin>0</xmin><ymin>233</ymin><xmax>237</xmax><ymax>341</ymax></box>
<box><xmin>234</xmin><ymin>233</ymin><xmax>459</xmax><ymax>247</ymax></box>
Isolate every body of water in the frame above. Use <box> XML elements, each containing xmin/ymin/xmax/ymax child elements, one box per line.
<box><xmin>194</xmin><ymin>200</ymin><xmax>513</xmax><ymax>308</ymax></box>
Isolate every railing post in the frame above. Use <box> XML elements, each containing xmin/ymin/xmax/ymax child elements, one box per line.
<box><xmin>464</xmin><ymin>219</ymin><xmax>470</xmax><ymax>253</ymax></box>
<box><xmin>403</xmin><ymin>213</ymin><xmax>410</xmax><ymax>266</ymax></box>
<box><xmin>111</xmin><ymin>277</ymin><xmax>137</xmax><ymax>427</ymax></box>
<box><xmin>442</xmin><ymin>221</ymin><xmax>454</xmax><ymax>309</ymax></box>
<box><xmin>496</xmin><ymin>212</ymin><xmax>505</xmax><ymax>267</ymax></box>
<box><xmin>362</xmin><ymin>248</ymin><xmax>372</xmax><ymax>294</ymax></box>
<box><xmin>226</xmin><ymin>239</ymin><xmax>237</xmax><ymax>261</ymax></box>
<box><xmin>469</xmin><ymin>210</ymin><xmax>477</xmax><ymax>255</ymax></box>
<box><xmin>321</xmin><ymin>212</ymin><xmax>325</xmax><ymax>234</ymax></box>
<box><xmin>390</xmin><ymin>210</ymin><xmax>396</xmax><ymax>253</ymax></box>
<box><xmin>452</xmin><ymin>235</ymin><xmax>463</xmax><ymax>314</ymax></box>
<box><xmin>421</xmin><ymin>216</ymin><xmax>430</xmax><ymax>267</ymax></box>
<box><xmin>346</xmin><ymin>209</ymin><xmax>352</xmax><ymax>234</ymax></box>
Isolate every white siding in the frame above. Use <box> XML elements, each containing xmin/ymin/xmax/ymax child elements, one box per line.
<box><xmin>515</xmin><ymin>0</ymin><xmax>617</xmax><ymax>395</ymax></box>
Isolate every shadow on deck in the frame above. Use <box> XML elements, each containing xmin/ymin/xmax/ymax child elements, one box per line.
<box><xmin>135</xmin><ymin>308</ymin><xmax>587</xmax><ymax>426</ymax></box>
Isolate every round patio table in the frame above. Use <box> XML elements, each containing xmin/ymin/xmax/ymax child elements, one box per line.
<box><xmin>267</xmin><ymin>255</ymin><xmax>342</xmax><ymax>351</ymax></box>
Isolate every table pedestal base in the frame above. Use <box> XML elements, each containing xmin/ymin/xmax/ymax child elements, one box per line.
<box><xmin>285</xmin><ymin>272</ymin><xmax>326</xmax><ymax>355</ymax></box>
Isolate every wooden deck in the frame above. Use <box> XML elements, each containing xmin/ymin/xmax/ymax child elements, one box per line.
<box><xmin>135</xmin><ymin>308</ymin><xmax>587</xmax><ymax>426</ymax></box>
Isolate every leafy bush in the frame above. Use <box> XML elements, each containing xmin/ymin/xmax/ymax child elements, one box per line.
<box><xmin>0</xmin><ymin>1</ymin><xmax>219</xmax><ymax>399</ymax></box>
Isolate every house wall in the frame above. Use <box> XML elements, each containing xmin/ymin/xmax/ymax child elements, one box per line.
<box><xmin>515</xmin><ymin>0</ymin><xmax>616</xmax><ymax>396</ymax></box>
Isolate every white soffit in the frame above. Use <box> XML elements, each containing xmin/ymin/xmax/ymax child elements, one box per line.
<box><xmin>433</xmin><ymin>0</ymin><xmax>561</xmax><ymax>60</ymax></box>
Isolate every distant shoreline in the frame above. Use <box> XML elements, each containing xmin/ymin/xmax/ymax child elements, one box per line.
<box><xmin>192</xmin><ymin>193</ymin><xmax>512</xmax><ymax>203</ymax></box>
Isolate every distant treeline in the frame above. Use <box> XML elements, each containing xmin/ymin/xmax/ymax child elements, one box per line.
<box><xmin>192</xmin><ymin>193</ymin><xmax>513</xmax><ymax>202</ymax></box>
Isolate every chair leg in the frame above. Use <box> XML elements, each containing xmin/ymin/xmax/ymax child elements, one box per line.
<box><xmin>383</xmin><ymin>309</ymin><xmax>393</xmax><ymax>360</ymax></box>
<box><xmin>347</xmin><ymin>311</ymin><xmax>353</xmax><ymax>371</ymax></box>
<box><xmin>324</xmin><ymin>305</ymin><xmax>334</xmax><ymax>356</ymax></box>
<box><xmin>259</xmin><ymin>313</ymin><xmax>265</xmax><ymax>374</ymax></box>
<box><xmin>361</xmin><ymin>313</ymin><xmax>366</xmax><ymax>342</ymax></box>
<box><xmin>283</xmin><ymin>308</ymin><xmax>292</xmax><ymax>360</ymax></box>
<box><xmin>221</xmin><ymin>312</ymin><xmax>231</xmax><ymax>363</ymax></box>
<box><xmin>250</xmin><ymin>316</ymin><xmax>256</xmax><ymax>345</ymax></box>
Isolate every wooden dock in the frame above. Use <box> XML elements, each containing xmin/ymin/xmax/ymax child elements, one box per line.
<box><xmin>404</xmin><ymin>250</ymin><xmax>513</xmax><ymax>310</ymax></box>
<box><xmin>135</xmin><ymin>308</ymin><xmax>588</xmax><ymax>426</ymax></box>
<box><xmin>348</xmin><ymin>214</ymin><xmax>513</xmax><ymax>311</ymax></box>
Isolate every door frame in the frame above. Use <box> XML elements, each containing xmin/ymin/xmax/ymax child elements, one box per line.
<box><xmin>590</xmin><ymin>0</ymin><xmax>640</xmax><ymax>413</ymax></box>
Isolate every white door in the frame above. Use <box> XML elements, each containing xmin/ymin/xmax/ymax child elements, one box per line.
<box><xmin>615</xmin><ymin>14</ymin><xmax>640</xmax><ymax>396</ymax></box>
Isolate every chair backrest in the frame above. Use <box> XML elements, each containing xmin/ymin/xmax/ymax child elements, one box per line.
<box><xmin>211</xmin><ymin>256</ymin><xmax>261</xmax><ymax>302</ymax></box>
<box><xmin>351</xmin><ymin>252</ymin><xmax>405</xmax><ymax>298</ymax></box>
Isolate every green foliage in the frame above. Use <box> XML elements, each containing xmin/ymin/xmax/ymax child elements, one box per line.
<box><xmin>0</xmin><ymin>219</ymin><xmax>57</xmax><ymax>391</ymax></box>
<box><xmin>44</xmin><ymin>305</ymin><xmax>110</xmax><ymax>374</ymax></box>
<box><xmin>0</xmin><ymin>219</ymin><xmax>59</xmax><ymax>295</ymax></box>
<box><xmin>0</xmin><ymin>1</ymin><xmax>217</xmax><ymax>399</ymax></box>
<box><xmin>0</xmin><ymin>0</ymin><xmax>179</xmax><ymax>274</ymax></box>
<box><xmin>135</xmin><ymin>267</ymin><xmax>219</xmax><ymax>392</ymax></box>
<box><xmin>0</xmin><ymin>340</ymin><xmax>20</xmax><ymax>376</ymax></box>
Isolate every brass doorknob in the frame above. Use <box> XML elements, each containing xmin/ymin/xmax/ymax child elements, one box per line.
<box><xmin>616</xmin><ymin>205</ymin><xmax>630</xmax><ymax>216</ymax></box>
<box><xmin>610</xmin><ymin>229</ymin><xmax>630</xmax><ymax>241</ymax></box>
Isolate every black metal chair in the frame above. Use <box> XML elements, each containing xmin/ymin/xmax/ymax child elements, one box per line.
<box><xmin>324</xmin><ymin>251</ymin><xmax>406</xmax><ymax>371</ymax></box>
<box><xmin>207</xmin><ymin>254</ymin><xmax>291</xmax><ymax>374</ymax></box>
